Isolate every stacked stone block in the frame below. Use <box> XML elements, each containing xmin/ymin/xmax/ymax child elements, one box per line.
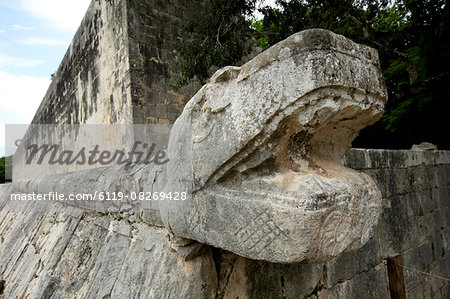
<box><xmin>31</xmin><ymin>0</ymin><xmax>202</xmax><ymax>125</ymax></box>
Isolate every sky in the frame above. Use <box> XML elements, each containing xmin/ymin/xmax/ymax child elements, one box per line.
<box><xmin>0</xmin><ymin>0</ymin><xmax>277</xmax><ymax>156</ymax></box>
<box><xmin>0</xmin><ymin>0</ymin><xmax>91</xmax><ymax>156</ymax></box>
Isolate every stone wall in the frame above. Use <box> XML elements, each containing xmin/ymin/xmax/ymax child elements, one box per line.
<box><xmin>126</xmin><ymin>0</ymin><xmax>203</xmax><ymax>124</ymax></box>
<box><xmin>0</xmin><ymin>148</ymin><xmax>448</xmax><ymax>298</ymax></box>
<box><xmin>341</xmin><ymin>149</ymin><xmax>449</xmax><ymax>298</ymax></box>
<box><xmin>31</xmin><ymin>0</ymin><xmax>201</xmax><ymax>125</ymax></box>
<box><xmin>32</xmin><ymin>0</ymin><xmax>133</xmax><ymax>124</ymax></box>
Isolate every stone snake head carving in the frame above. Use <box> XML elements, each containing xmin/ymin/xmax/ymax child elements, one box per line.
<box><xmin>159</xmin><ymin>29</ymin><xmax>387</xmax><ymax>263</ymax></box>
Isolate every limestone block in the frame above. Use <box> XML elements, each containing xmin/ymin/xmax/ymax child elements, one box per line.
<box><xmin>215</xmin><ymin>252</ymin><xmax>324</xmax><ymax>298</ymax></box>
<box><xmin>411</xmin><ymin>142</ymin><xmax>438</xmax><ymax>151</ymax></box>
<box><xmin>0</xmin><ymin>195</ymin><xmax>217</xmax><ymax>299</ymax></box>
<box><xmin>325</xmin><ymin>236</ymin><xmax>380</xmax><ymax>287</ymax></box>
<box><xmin>342</xmin><ymin>148</ymin><xmax>369</xmax><ymax>170</ymax></box>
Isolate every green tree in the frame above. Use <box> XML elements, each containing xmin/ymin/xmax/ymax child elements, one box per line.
<box><xmin>0</xmin><ymin>157</ymin><xmax>4</xmax><ymax>184</ymax></box>
<box><xmin>172</xmin><ymin>0</ymin><xmax>257</xmax><ymax>88</ymax></box>
<box><xmin>0</xmin><ymin>156</ymin><xmax>12</xmax><ymax>184</ymax></box>
<box><xmin>177</xmin><ymin>0</ymin><xmax>449</xmax><ymax>149</ymax></box>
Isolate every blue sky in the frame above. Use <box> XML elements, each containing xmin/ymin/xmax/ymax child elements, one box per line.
<box><xmin>0</xmin><ymin>0</ymin><xmax>91</xmax><ymax>155</ymax></box>
<box><xmin>0</xmin><ymin>0</ymin><xmax>276</xmax><ymax>156</ymax></box>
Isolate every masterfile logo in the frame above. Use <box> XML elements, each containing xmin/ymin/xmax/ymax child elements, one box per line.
<box><xmin>5</xmin><ymin>124</ymin><xmax>188</xmax><ymax>181</ymax></box>
<box><xmin>22</xmin><ymin>141</ymin><xmax>169</xmax><ymax>167</ymax></box>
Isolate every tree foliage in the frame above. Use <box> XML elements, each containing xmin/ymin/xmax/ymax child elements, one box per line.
<box><xmin>172</xmin><ymin>0</ymin><xmax>257</xmax><ymax>87</ymax></box>
<box><xmin>176</xmin><ymin>0</ymin><xmax>449</xmax><ymax>149</ymax></box>
<box><xmin>0</xmin><ymin>157</ymin><xmax>4</xmax><ymax>184</ymax></box>
<box><xmin>0</xmin><ymin>156</ymin><xmax>12</xmax><ymax>184</ymax></box>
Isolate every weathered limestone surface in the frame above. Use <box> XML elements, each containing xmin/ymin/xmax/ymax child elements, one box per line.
<box><xmin>31</xmin><ymin>0</ymin><xmax>201</xmax><ymax>125</ymax></box>
<box><xmin>0</xmin><ymin>148</ymin><xmax>448</xmax><ymax>298</ymax></box>
<box><xmin>0</xmin><ymin>192</ymin><xmax>217</xmax><ymax>298</ymax></box>
<box><xmin>342</xmin><ymin>149</ymin><xmax>450</xmax><ymax>299</ymax></box>
<box><xmin>32</xmin><ymin>0</ymin><xmax>133</xmax><ymax>124</ymax></box>
<box><xmin>125</xmin><ymin>0</ymin><xmax>205</xmax><ymax>124</ymax></box>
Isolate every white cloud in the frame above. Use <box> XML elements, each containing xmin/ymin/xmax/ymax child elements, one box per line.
<box><xmin>0</xmin><ymin>71</ymin><xmax>50</xmax><ymax>123</ymax></box>
<box><xmin>0</xmin><ymin>71</ymin><xmax>49</xmax><ymax>156</ymax></box>
<box><xmin>12</xmin><ymin>24</ymin><xmax>35</xmax><ymax>31</ymax></box>
<box><xmin>19</xmin><ymin>0</ymin><xmax>92</xmax><ymax>32</ymax></box>
<box><xmin>0</xmin><ymin>126</ymin><xmax>4</xmax><ymax>144</ymax></box>
<box><xmin>0</xmin><ymin>53</ymin><xmax>43</xmax><ymax>67</ymax></box>
<box><xmin>0</xmin><ymin>29</ymin><xmax>5</xmax><ymax>34</ymax></box>
<box><xmin>17</xmin><ymin>37</ymin><xmax>68</xmax><ymax>46</ymax></box>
